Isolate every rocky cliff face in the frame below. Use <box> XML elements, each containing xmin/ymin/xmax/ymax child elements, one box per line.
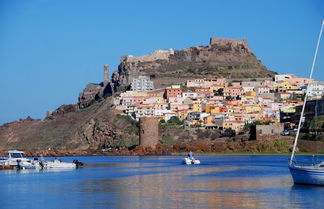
<box><xmin>0</xmin><ymin>98</ymin><xmax>139</xmax><ymax>150</ymax></box>
<box><xmin>112</xmin><ymin>37</ymin><xmax>275</xmax><ymax>89</ymax></box>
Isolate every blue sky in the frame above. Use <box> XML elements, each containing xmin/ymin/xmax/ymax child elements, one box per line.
<box><xmin>0</xmin><ymin>0</ymin><xmax>323</xmax><ymax>125</ymax></box>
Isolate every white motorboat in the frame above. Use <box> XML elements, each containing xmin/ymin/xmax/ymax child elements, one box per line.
<box><xmin>289</xmin><ymin>20</ymin><xmax>324</xmax><ymax>186</ymax></box>
<box><xmin>183</xmin><ymin>157</ymin><xmax>200</xmax><ymax>165</ymax></box>
<box><xmin>0</xmin><ymin>150</ymin><xmax>40</xmax><ymax>169</ymax></box>
<box><xmin>0</xmin><ymin>150</ymin><xmax>84</xmax><ymax>170</ymax></box>
<box><xmin>43</xmin><ymin>158</ymin><xmax>83</xmax><ymax>169</ymax></box>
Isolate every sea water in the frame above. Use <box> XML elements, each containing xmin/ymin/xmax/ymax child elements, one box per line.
<box><xmin>0</xmin><ymin>155</ymin><xmax>323</xmax><ymax>209</ymax></box>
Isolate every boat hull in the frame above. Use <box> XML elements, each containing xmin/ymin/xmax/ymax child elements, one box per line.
<box><xmin>289</xmin><ymin>165</ymin><xmax>324</xmax><ymax>186</ymax></box>
<box><xmin>183</xmin><ymin>157</ymin><xmax>200</xmax><ymax>165</ymax></box>
<box><xmin>0</xmin><ymin>165</ymin><xmax>15</xmax><ymax>170</ymax></box>
<box><xmin>44</xmin><ymin>161</ymin><xmax>76</xmax><ymax>169</ymax></box>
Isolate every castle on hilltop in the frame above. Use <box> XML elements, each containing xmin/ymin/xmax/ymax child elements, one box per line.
<box><xmin>209</xmin><ymin>37</ymin><xmax>251</xmax><ymax>52</ymax></box>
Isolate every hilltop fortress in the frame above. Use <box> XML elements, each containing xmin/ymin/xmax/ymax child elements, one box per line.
<box><xmin>123</xmin><ymin>37</ymin><xmax>251</xmax><ymax>64</ymax></box>
<box><xmin>209</xmin><ymin>37</ymin><xmax>251</xmax><ymax>53</ymax></box>
<box><xmin>111</xmin><ymin>37</ymin><xmax>271</xmax><ymax>89</ymax></box>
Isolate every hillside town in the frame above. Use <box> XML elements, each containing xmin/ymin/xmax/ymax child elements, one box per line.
<box><xmin>114</xmin><ymin>74</ymin><xmax>324</xmax><ymax>135</ymax></box>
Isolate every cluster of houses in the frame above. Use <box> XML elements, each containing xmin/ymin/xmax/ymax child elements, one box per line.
<box><xmin>114</xmin><ymin>74</ymin><xmax>324</xmax><ymax>133</ymax></box>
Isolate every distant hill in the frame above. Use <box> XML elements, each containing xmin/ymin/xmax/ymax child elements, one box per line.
<box><xmin>0</xmin><ymin>37</ymin><xmax>276</xmax><ymax>151</ymax></box>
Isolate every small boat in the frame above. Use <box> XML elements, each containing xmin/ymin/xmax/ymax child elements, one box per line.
<box><xmin>43</xmin><ymin>158</ymin><xmax>84</xmax><ymax>169</ymax></box>
<box><xmin>289</xmin><ymin>20</ymin><xmax>324</xmax><ymax>186</ymax></box>
<box><xmin>183</xmin><ymin>157</ymin><xmax>200</xmax><ymax>165</ymax></box>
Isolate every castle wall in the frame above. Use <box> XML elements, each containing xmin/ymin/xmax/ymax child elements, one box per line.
<box><xmin>250</xmin><ymin>123</ymin><xmax>284</xmax><ymax>140</ymax></box>
<box><xmin>209</xmin><ymin>37</ymin><xmax>251</xmax><ymax>52</ymax></box>
<box><xmin>139</xmin><ymin>117</ymin><xmax>160</xmax><ymax>148</ymax></box>
<box><xmin>125</xmin><ymin>49</ymin><xmax>174</xmax><ymax>63</ymax></box>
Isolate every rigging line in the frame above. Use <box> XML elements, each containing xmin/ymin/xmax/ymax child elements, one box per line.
<box><xmin>290</xmin><ymin>20</ymin><xmax>324</xmax><ymax>165</ymax></box>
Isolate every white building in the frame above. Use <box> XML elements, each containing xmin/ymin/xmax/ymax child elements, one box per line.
<box><xmin>275</xmin><ymin>74</ymin><xmax>295</xmax><ymax>82</ymax></box>
<box><xmin>308</xmin><ymin>84</ymin><xmax>324</xmax><ymax>99</ymax></box>
<box><xmin>255</xmin><ymin>86</ymin><xmax>270</xmax><ymax>94</ymax></box>
<box><xmin>131</xmin><ymin>76</ymin><xmax>154</xmax><ymax>91</ymax></box>
<box><xmin>242</xmin><ymin>86</ymin><xmax>255</xmax><ymax>92</ymax></box>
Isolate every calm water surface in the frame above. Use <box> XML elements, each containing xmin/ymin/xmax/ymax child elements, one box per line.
<box><xmin>0</xmin><ymin>155</ymin><xmax>323</xmax><ymax>209</ymax></box>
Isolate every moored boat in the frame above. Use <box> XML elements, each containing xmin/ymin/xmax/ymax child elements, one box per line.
<box><xmin>183</xmin><ymin>157</ymin><xmax>200</xmax><ymax>165</ymax></box>
<box><xmin>288</xmin><ymin>20</ymin><xmax>324</xmax><ymax>186</ymax></box>
<box><xmin>289</xmin><ymin>162</ymin><xmax>324</xmax><ymax>185</ymax></box>
<box><xmin>0</xmin><ymin>150</ymin><xmax>84</xmax><ymax>170</ymax></box>
<box><xmin>43</xmin><ymin>158</ymin><xmax>78</xmax><ymax>169</ymax></box>
<box><xmin>0</xmin><ymin>150</ymin><xmax>39</xmax><ymax>170</ymax></box>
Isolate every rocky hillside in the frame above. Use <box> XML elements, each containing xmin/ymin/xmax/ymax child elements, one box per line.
<box><xmin>0</xmin><ymin>98</ymin><xmax>139</xmax><ymax>150</ymax></box>
<box><xmin>112</xmin><ymin>37</ymin><xmax>275</xmax><ymax>89</ymax></box>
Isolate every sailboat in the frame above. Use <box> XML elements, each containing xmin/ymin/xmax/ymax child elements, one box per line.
<box><xmin>288</xmin><ymin>20</ymin><xmax>324</xmax><ymax>186</ymax></box>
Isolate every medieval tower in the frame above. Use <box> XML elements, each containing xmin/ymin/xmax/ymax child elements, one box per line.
<box><xmin>104</xmin><ymin>64</ymin><xmax>109</xmax><ymax>86</ymax></box>
<box><xmin>139</xmin><ymin>117</ymin><xmax>160</xmax><ymax>148</ymax></box>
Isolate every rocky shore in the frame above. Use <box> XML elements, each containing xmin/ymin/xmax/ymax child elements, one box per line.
<box><xmin>1</xmin><ymin>137</ymin><xmax>322</xmax><ymax>157</ymax></box>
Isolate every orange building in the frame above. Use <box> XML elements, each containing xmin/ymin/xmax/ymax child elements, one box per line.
<box><xmin>165</xmin><ymin>85</ymin><xmax>182</xmax><ymax>100</ymax></box>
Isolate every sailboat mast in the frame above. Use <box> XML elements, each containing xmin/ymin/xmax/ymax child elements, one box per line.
<box><xmin>290</xmin><ymin>20</ymin><xmax>324</xmax><ymax>165</ymax></box>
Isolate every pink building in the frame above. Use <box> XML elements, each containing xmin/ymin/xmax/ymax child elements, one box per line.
<box><xmin>195</xmin><ymin>88</ymin><xmax>211</xmax><ymax>97</ymax></box>
<box><xmin>289</xmin><ymin>77</ymin><xmax>312</xmax><ymax>87</ymax></box>
<box><xmin>187</xmin><ymin>78</ymin><xmax>227</xmax><ymax>88</ymax></box>
<box><xmin>133</xmin><ymin>97</ymin><xmax>146</xmax><ymax>105</ymax></box>
<box><xmin>261</xmin><ymin>80</ymin><xmax>275</xmax><ymax>89</ymax></box>
<box><xmin>182</xmin><ymin>91</ymin><xmax>198</xmax><ymax>98</ymax></box>
<box><xmin>223</xmin><ymin>87</ymin><xmax>243</xmax><ymax>98</ymax></box>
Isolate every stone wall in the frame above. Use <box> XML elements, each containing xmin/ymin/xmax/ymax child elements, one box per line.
<box><xmin>125</xmin><ymin>49</ymin><xmax>174</xmax><ymax>63</ymax></box>
<box><xmin>250</xmin><ymin>123</ymin><xmax>284</xmax><ymax>140</ymax></box>
<box><xmin>209</xmin><ymin>37</ymin><xmax>251</xmax><ymax>53</ymax></box>
<box><xmin>139</xmin><ymin>117</ymin><xmax>160</xmax><ymax>148</ymax></box>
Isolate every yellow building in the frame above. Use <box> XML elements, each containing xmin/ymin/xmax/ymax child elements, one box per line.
<box><xmin>245</xmin><ymin>91</ymin><xmax>256</xmax><ymax>96</ymax></box>
<box><xmin>206</xmin><ymin>104</ymin><xmax>221</xmax><ymax>114</ymax></box>
<box><xmin>223</xmin><ymin>121</ymin><xmax>245</xmax><ymax>132</ymax></box>
<box><xmin>209</xmin><ymin>85</ymin><xmax>223</xmax><ymax>93</ymax></box>
<box><xmin>203</xmin><ymin>115</ymin><xmax>215</xmax><ymax>125</ymax></box>
<box><xmin>177</xmin><ymin>110</ymin><xmax>189</xmax><ymax>120</ymax></box>
<box><xmin>277</xmin><ymin>81</ymin><xmax>294</xmax><ymax>90</ymax></box>
<box><xmin>133</xmin><ymin>92</ymin><xmax>148</xmax><ymax>97</ymax></box>
<box><xmin>190</xmin><ymin>103</ymin><xmax>202</xmax><ymax>112</ymax></box>
<box><xmin>244</xmin><ymin>105</ymin><xmax>262</xmax><ymax>113</ymax></box>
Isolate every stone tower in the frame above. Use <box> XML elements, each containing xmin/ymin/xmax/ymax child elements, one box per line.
<box><xmin>104</xmin><ymin>64</ymin><xmax>109</xmax><ymax>86</ymax></box>
<box><xmin>139</xmin><ymin>117</ymin><xmax>160</xmax><ymax>148</ymax></box>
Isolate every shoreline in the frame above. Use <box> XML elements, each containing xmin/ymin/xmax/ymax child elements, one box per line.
<box><xmin>2</xmin><ymin>144</ymin><xmax>324</xmax><ymax>157</ymax></box>
<box><xmin>172</xmin><ymin>151</ymin><xmax>324</xmax><ymax>156</ymax></box>
<box><xmin>12</xmin><ymin>150</ymin><xmax>324</xmax><ymax>157</ymax></box>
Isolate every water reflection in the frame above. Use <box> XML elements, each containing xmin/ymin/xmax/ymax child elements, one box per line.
<box><xmin>1</xmin><ymin>155</ymin><xmax>324</xmax><ymax>209</ymax></box>
<box><xmin>289</xmin><ymin>184</ymin><xmax>324</xmax><ymax>208</ymax></box>
<box><xmin>78</xmin><ymin>161</ymin><xmax>294</xmax><ymax>209</ymax></box>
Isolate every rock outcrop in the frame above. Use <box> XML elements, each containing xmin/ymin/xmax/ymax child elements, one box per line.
<box><xmin>78</xmin><ymin>82</ymin><xmax>114</xmax><ymax>109</ymax></box>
